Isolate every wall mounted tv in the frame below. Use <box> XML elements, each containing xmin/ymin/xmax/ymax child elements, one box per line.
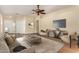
<box><xmin>53</xmin><ymin>19</ymin><xmax>66</xmax><ymax>28</ymax></box>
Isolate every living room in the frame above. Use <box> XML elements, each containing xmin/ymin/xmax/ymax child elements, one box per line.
<box><xmin>0</xmin><ymin>5</ymin><xmax>79</xmax><ymax>53</ymax></box>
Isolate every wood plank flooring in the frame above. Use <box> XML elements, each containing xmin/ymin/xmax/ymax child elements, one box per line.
<box><xmin>59</xmin><ymin>40</ymin><xmax>79</xmax><ymax>53</ymax></box>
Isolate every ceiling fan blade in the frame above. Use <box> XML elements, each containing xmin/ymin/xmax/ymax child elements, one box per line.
<box><xmin>40</xmin><ymin>10</ymin><xmax>44</xmax><ymax>11</ymax></box>
<box><xmin>39</xmin><ymin>10</ymin><xmax>44</xmax><ymax>12</ymax></box>
<box><xmin>41</xmin><ymin>12</ymin><xmax>46</xmax><ymax>14</ymax></box>
<box><xmin>32</xmin><ymin>9</ymin><xmax>36</xmax><ymax>11</ymax></box>
<box><xmin>37</xmin><ymin>5</ymin><xmax>39</xmax><ymax>9</ymax></box>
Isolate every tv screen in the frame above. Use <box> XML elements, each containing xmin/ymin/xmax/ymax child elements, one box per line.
<box><xmin>53</xmin><ymin>19</ymin><xmax>66</xmax><ymax>28</ymax></box>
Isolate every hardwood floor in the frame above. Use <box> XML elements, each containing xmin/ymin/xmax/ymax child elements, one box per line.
<box><xmin>40</xmin><ymin>35</ymin><xmax>79</xmax><ymax>53</ymax></box>
<box><xmin>59</xmin><ymin>40</ymin><xmax>79</xmax><ymax>53</ymax></box>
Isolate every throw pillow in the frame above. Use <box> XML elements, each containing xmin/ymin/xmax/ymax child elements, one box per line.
<box><xmin>48</xmin><ymin>30</ymin><xmax>55</xmax><ymax>38</ymax></box>
<box><xmin>5</xmin><ymin>33</ymin><xmax>16</xmax><ymax>46</ymax></box>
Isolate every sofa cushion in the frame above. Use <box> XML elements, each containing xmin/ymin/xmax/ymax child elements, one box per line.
<box><xmin>0</xmin><ymin>39</ymin><xmax>10</xmax><ymax>53</ymax></box>
<box><xmin>48</xmin><ymin>30</ymin><xmax>55</xmax><ymax>37</ymax></box>
<box><xmin>16</xmin><ymin>37</ymin><xmax>32</xmax><ymax>48</ymax></box>
<box><xmin>0</xmin><ymin>33</ymin><xmax>10</xmax><ymax>53</ymax></box>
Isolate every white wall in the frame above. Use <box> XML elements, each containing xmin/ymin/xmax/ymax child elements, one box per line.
<box><xmin>25</xmin><ymin>16</ymin><xmax>36</xmax><ymax>34</ymax></box>
<box><xmin>0</xmin><ymin>14</ymin><xmax>3</xmax><ymax>32</ymax></box>
<box><xmin>38</xmin><ymin>6</ymin><xmax>79</xmax><ymax>34</ymax></box>
<box><xmin>0</xmin><ymin>12</ymin><xmax>3</xmax><ymax>33</ymax></box>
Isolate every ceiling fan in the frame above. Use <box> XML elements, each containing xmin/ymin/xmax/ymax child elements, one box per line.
<box><xmin>32</xmin><ymin>5</ymin><xmax>46</xmax><ymax>15</ymax></box>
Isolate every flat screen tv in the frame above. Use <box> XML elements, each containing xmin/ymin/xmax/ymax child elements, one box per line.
<box><xmin>53</xmin><ymin>19</ymin><xmax>66</xmax><ymax>28</ymax></box>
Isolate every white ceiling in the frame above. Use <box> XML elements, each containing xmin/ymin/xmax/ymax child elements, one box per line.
<box><xmin>0</xmin><ymin>5</ymin><xmax>73</xmax><ymax>16</ymax></box>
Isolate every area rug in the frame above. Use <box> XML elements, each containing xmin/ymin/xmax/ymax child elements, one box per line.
<box><xmin>32</xmin><ymin>36</ymin><xmax>64</xmax><ymax>53</ymax></box>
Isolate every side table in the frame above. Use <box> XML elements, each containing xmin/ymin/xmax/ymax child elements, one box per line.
<box><xmin>69</xmin><ymin>35</ymin><xmax>72</xmax><ymax>48</ymax></box>
<box><xmin>69</xmin><ymin>35</ymin><xmax>79</xmax><ymax>48</ymax></box>
<box><xmin>77</xmin><ymin>36</ymin><xmax>79</xmax><ymax>48</ymax></box>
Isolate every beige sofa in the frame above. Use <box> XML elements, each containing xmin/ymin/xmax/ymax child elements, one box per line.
<box><xmin>0</xmin><ymin>33</ymin><xmax>35</xmax><ymax>53</ymax></box>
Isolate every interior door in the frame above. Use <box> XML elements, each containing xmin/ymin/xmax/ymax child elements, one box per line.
<box><xmin>36</xmin><ymin>20</ymin><xmax>39</xmax><ymax>34</ymax></box>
